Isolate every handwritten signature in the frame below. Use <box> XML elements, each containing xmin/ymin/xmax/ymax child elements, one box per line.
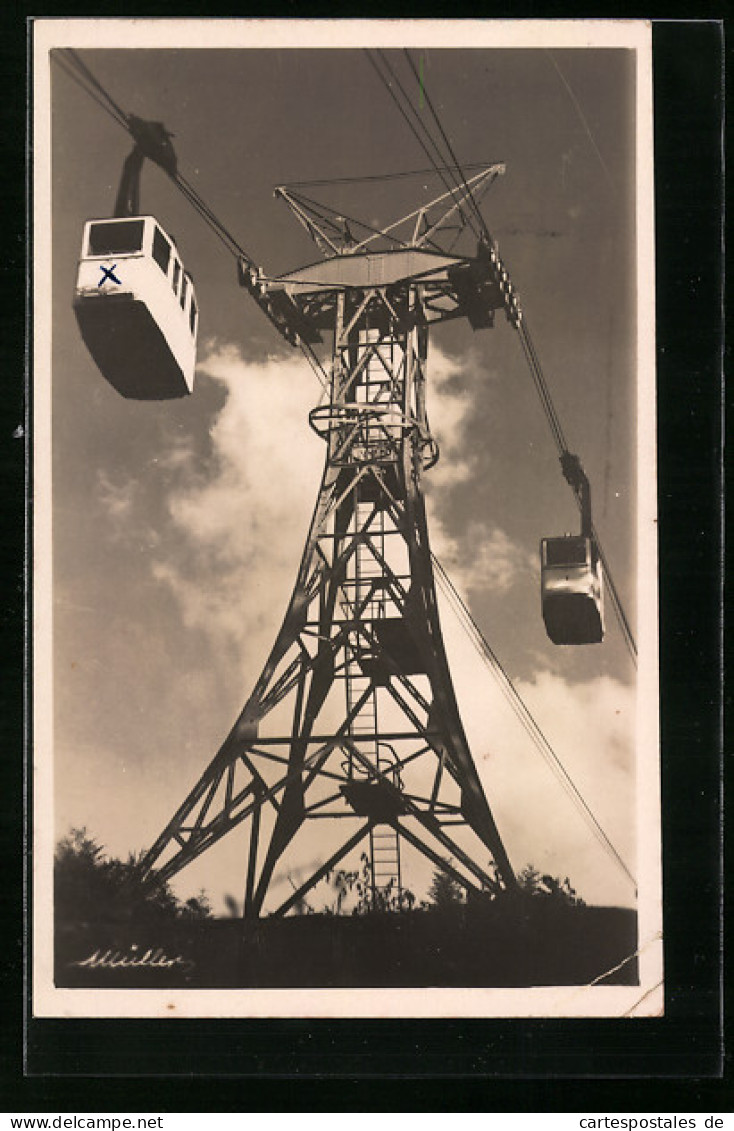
<box><xmin>71</xmin><ymin>944</ymin><xmax>195</xmax><ymax>973</ymax></box>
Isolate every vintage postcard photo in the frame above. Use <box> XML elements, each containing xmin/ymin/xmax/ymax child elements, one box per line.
<box><xmin>32</xmin><ymin>18</ymin><xmax>661</xmax><ymax>1018</ymax></box>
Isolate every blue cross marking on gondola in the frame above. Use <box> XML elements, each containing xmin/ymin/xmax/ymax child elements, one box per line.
<box><xmin>98</xmin><ymin>263</ymin><xmax>121</xmax><ymax>286</ymax></box>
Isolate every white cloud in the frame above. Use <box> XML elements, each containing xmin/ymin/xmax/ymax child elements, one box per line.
<box><xmin>436</xmin><ymin>586</ymin><xmax>637</xmax><ymax>907</ymax></box>
<box><xmin>150</xmin><ymin>342</ymin><xmax>323</xmax><ymax>675</ymax></box>
<box><xmin>425</xmin><ymin>346</ymin><xmax>487</xmax><ymax>489</ymax></box>
<box><xmin>464</xmin><ymin>523</ymin><xmax>536</xmax><ymax>592</ymax></box>
<box><xmin>422</xmin><ymin>347</ymin><xmax>533</xmax><ymax>599</ymax></box>
<box><xmin>429</xmin><ymin>511</ymin><xmax>535</xmax><ymax>597</ymax></box>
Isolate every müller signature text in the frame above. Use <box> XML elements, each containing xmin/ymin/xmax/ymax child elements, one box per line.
<box><xmin>71</xmin><ymin>944</ymin><xmax>195</xmax><ymax>972</ymax></box>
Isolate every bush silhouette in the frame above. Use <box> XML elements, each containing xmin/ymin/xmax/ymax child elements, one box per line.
<box><xmin>55</xmin><ymin>827</ymin><xmax>211</xmax><ymax>927</ymax></box>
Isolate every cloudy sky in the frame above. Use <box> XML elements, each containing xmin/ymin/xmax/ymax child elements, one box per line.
<box><xmin>46</xmin><ymin>31</ymin><xmax>646</xmax><ymax>912</ymax></box>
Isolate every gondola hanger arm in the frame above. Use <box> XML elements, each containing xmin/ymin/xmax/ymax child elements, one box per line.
<box><xmin>560</xmin><ymin>451</ymin><xmax>593</xmax><ymax>540</ymax></box>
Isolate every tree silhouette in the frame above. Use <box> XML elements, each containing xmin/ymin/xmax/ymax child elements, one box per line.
<box><xmin>54</xmin><ymin>827</ymin><xmax>211</xmax><ymax>927</ymax></box>
<box><xmin>516</xmin><ymin>863</ymin><xmax>584</xmax><ymax>906</ymax></box>
<box><xmin>428</xmin><ymin>866</ymin><xmax>465</xmax><ymax>910</ymax></box>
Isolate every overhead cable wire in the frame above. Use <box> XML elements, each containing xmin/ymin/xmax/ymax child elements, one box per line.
<box><xmin>431</xmin><ymin>553</ymin><xmax>637</xmax><ymax>890</ymax></box>
<box><xmin>54</xmin><ymin>50</ymin><xmax>256</xmax><ymax>265</ymax></box>
<box><xmin>403</xmin><ymin>49</ymin><xmax>490</xmax><ymax>242</ymax></box>
<box><xmin>173</xmin><ymin>171</ymin><xmax>254</xmax><ymax>262</ymax></box>
<box><xmin>516</xmin><ymin>317</ymin><xmax>568</xmax><ymax>453</ymax></box>
<box><xmin>376</xmin><ymin>50</ymin><xmax>478</xmax><ymax>235</ymax></box>
<box><xmin>515</xmin><ymin>310</ymin><xmax>637</xmax><ymax>662</ymax></box>
<box><xmin>52</xmin><ymin>53</ymin><xmax>129</xmax><ymax>130</ymax></box>
<box><xmin>590</xmin><ymin>528</ymin><xmax>638</xmax><ymax>662</ymax></box>
<box><xmin>64</xmin><ymin>48</ymin><xmax>131</xmax><ymax>128</ymax></box>
<box><xmin>173</xmin><ymin>178</ymin><xmax>241</xmax><ymax>257</ymax></box>
<box><xmin>434</xmin><ymin>556</ymin><xmax>628</xmax><ymax>882</ymax></box>
<box><xmin>370</xmin><ymin>42</ymin><xmax>636</xmax><ymax>666</ymax></box>
<box><xmin>282</xmin><ymin>161</ymin><xmax>500</xmax><ymax>190</ymax></box>
<box><xmin>53</xmin><ymin>49</ymin><xmax>330</xmax><ymax>387</ymax></box>
<box><xmin>364</xmin><ymin>50</ymin><xmax>480</xmax><ymax>242</ymax></box>
<box><xmin>446</xmin><ymin>173</ymin><xmax>498</xmax><ymax>254</ymax></box>
<box><xmin>297</xmin><ymin>337</ymin><xmax>330</xmax><ymax>392</ymax></box>
<box><xmin>365</xmin><ymin>44</ymin><xmax>635</xmax><ymax>664</ymax></box>
<box><xmin>545</xmin><ymin>50</ymin><xmax>616</xmax><ymax>195</ymax></box>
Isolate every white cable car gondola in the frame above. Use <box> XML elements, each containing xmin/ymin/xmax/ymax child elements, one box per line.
<box><xmin>74</xmin><ymin>215</ymin><xmax>197</xmax><ymax>400</ymax></box>
<box><xmin>73</xmin><ymin>118</ymin><xmax>198</xmax><ymax>400</ymax></box>
<box><xmin>540</xmin><ymin>452</ymin><xmax>605</xmax><ymax>645</ymax></box>
<box><xmin>541</xmin><ymin>534</ymin><xmax>604</xmax><ymax>644</ymax></box>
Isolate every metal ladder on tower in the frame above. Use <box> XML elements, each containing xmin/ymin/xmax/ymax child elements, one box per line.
<box><xmin>369</xmin><ymin>788</ymin><xmax>402</xmax><ymax>906</ymax></box>
<box><xmin>350</xmin><ymin>520</ymin><xmax>404</xmax><ymax>907</ymax></box>
<box><xmin>343</xmin><ymin>492</ymin><xmax>381</xmax><ymax>779</ymax></box>
<box><xmin>352</xmin><ymin>330</ymin><xmax>403</xmax><ymax>906</ymax></box>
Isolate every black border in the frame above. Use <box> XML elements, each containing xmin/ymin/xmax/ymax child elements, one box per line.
<box><xmin>2</xmin><ymin>12</ymin><xmax>725</xmax><ymax>1105</ymax></box>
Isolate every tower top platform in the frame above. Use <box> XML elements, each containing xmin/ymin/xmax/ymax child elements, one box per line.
<box><xmin>275</xmin><ymin>248</ymin><xmax>467</xmax><ymax>294</ymax></box>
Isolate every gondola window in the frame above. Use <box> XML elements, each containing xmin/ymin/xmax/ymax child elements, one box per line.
<box><xmin>152</xmin><ymin>226</ymin><xmax>171</xmax><ymax>274</ymax></box>
<box><xmin>87</xmin><ymin>219</ymin><xmax>144</xmax><ymax>256</ymax></box>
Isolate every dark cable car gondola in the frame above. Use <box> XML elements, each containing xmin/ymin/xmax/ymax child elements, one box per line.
<box><xmin>541</xmin><ymin>452</ymin><xmax>604</xmax><ymax>645</ymax></box>
<box><xmin>73</xmin><ymin>118</ymin><xmax>198</xmax><ymax>400</ymax></box>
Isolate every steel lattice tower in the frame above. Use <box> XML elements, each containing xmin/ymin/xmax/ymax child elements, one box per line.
<box><xmin>140</xmin><ymin>167</ymin><xmax>521</xmax><ymax>916</ymax></box>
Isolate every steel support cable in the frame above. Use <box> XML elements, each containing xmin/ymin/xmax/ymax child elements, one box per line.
<box><xmin>402</xmin><ymin>49</ymin><xmax>490</xmax><ymax>242</ymax></box>
<box><xmin>172</xmin><ymin>178</ymin><xmax>241</xmax><ymax>256</ymax></box>
<box><xmin>160</xmin><ymin>165</ymin><xmax>328</xmax><ymax>382</ymax></box>
<box><xmin>446</xmin><ymin>174</ymin><xmax>498</xmax><ymax>254</ymax></box>
<box><xmin>172</xmin><ymin>172</ymin><xmax>255</xmax><ymax>262</ymax></box>
<box><xmin>545</xmin><ymin>50</ymin><xmax>616</xmax><ymax>196</ymax></box>
<box><xmin>590</xmin><ymin>530</ymin><xmax>638</xmax><ymax>662</ymax></box>
<box><xmin>297</xmin><ymin>337</ymin><xmax>330</xmax><ymax>392</ymax></box>
<box><xmin>368</xmin><ymin>50</ymin><xmax>463</xmax><ymax>195</ymax></box>
<box><xmin>516</xmin><ymin>320</ymin><xmax>567</xmax><ymax>453</ymax></box>
<box><xmin>54</xmin><ymin>51</ymin><xmax>256</xmax><ymax>267</ymax></box>
<box><xmin>524</xmin><ymin>327</ymin><xmax>636</xmax><ymax>661</ymax></box>
<box><xmin>519</xmin><ymin>323</ymin><xmax>566</xmax><ymax>444</ymax></box>
<box><xmin>365</xmin><ymin>50</ymin><xmax>461</xmax><ymax>213</ymax></box>
<box><xmin>283</xmin><ymin>162</ymin><xmax>499</xmax><ymax>190</ymax></box>
<box><xmin>440</xmin><ymin>576</ymin><xmax>636</xmax><ymax>893</ymax></box>
<box><xmin>516</xmin><ymin>315</ymin><xmax>568</xmax><ymax>450</ymax></box>
<box><xmin>364</xmin><ymin>50</ymin><xmax>480</xmax><ymax>241</ymax></box>
<box><xmin>515</xmin><ymin>314</ymin><xmax>637</xmax><ymax>662</ymax></box>
<box><xmin>175</xmin><ymin>173</ymin><xmax>254</xmax><ymax>260</ymax></box>
<box><xmin>431</xmin><ymin>553</ymin><xmax>637</xmax><ymax>890</ymax></box>
<box><xmin>53</xmin><ymin>54</ymin><xmax>124</xmax><ymax>127</ymax></box>
<box><xmin>374</xmin><ymin>49</ymin><xmax>479</xmax><ymax>237</ymax></box>
<box><xmin>63</xmin><ymin>49</ymin><xmax>131</xmax><ymax>128</ymax></box>
<box><xmin>174</xmin><ymin>175</ymin><xmax>238</xmax><ymax>241</ymax></box>
<box><xmin>53</xmin><ymin>53</ymin><xmax>130</xmax><ymax>131</ymax></box>
<box><xmin>434</xmin><ymin>554</ymin><xmax>606</xmax><ymax>838</ymax></box>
